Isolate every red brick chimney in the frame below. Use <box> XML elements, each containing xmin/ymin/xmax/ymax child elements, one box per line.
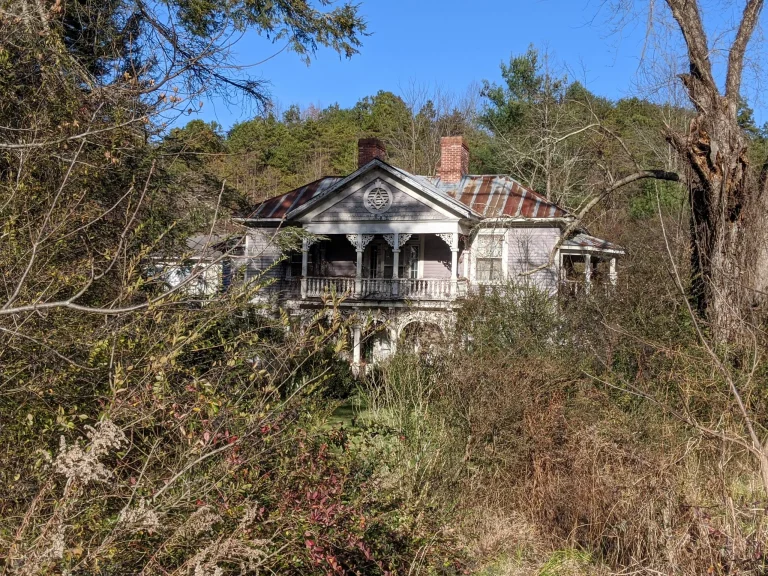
<box><xmin>357</xmin><ymin>137</ymin><xmax>386</xmax><ymax>168</ymax></box>
<box><xmin>438</xmin><ymin>136</ymin><xmax>469</xmax><ymax>182</ymax></box>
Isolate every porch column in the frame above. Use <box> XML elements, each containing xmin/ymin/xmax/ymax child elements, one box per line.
<box><xmin>355</xmin><ymin>241</ymin><xmax>363</xmax><ymax>296</ymax></box>
<box><xmin>584</xmin><ymin>253</ymin><xmax>592</xmax><ymax>295</ymax></box>
<box><xmin>352</xmin><ymin>324</ymin><xmax>361</xmax><ymax>365</ymax></box>
<box><xmin>346</xmin><ymin>234</ymin><xmax>374</xmax><ymax>297</ymax></box>
<box><xmin>391</xmin><ymin>232</ymin><xmax>400</xmax><ymax>297</ymax></box>
<box><xmin>450</xmin><ymin>232</ymin><xmax>459</xmax><ymax>298</ymax></box>
<box><xmin>300</xmin><ymin>238</ymin><xmax>309</xmax><ymax>299</ymax></box>
<box><xmin>609</xmin><ymin>257</ymin><xmax>617</xmax><ymax>287</ymax></box>
<box><xmin>463</xmin><ymin>242</ymin><xmax>470</xmax><ymax>278</ymax></box>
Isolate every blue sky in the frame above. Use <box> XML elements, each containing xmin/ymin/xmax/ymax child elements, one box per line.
<box><xmin>184</xmin><ymin>0</ymin><xmax>765</xmax><ymax>130</ymax></box>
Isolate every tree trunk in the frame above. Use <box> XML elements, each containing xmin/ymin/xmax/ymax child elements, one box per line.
<box><xmin>672</xmin><ymin>100</ymin><xmax>768</xmax><ymax>339</ymax></box>
<box><xmin>664</xmin><ymin>0</ymin><xmax>768</xmax><ymax>340</ymax></box>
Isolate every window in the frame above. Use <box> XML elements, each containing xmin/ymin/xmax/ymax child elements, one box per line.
<box><xmin>288</xmin><ymin>251</ymin><xmax>303</xmax><ymax>278</ymax></box>
<box><xmin>368</xmin><ymin>241</ymin><xmax>397</xmax><ymax>278</ymax></box>
<box><xmin>400</xmin><ymin>242</ymin><xmax>419</xmax><ymax>279</ymax></box>
<box><xmin>475</xmin><ymin>234</ymin><xmax>505</xmax><ymax>283</ymax></box>
<box><xmin>287</xmin><ymin>244</ymin><xmax>322</xmax><ymax>277</ymax></box>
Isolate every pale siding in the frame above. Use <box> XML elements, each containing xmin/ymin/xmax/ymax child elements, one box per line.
<box><xmin>422</xmin><ymin>234</ymin><xmax>451</xmax><ymax>279</ymax></box>
<box><xmin>506</xmin><ymin>227</ymin><xmax>560</xmax><ymax>294</ymax></box>
<box><xmin>245</xmin><ymin>229</ymin><xmax>284</xmax><ymax>284</ymax></box>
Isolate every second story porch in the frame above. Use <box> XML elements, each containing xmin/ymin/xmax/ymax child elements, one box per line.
<box><xmin>285</xmin><ymin>231</ymin><xmax>468</xmax><ymax>303</ymax></box>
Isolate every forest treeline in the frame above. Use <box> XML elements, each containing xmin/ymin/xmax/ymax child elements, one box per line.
<box><xmin>166</xmin><ymin>44</ymin><xmax>766</xmax><ymax>220</ymax></box>
<box><xmin>2</xmin><ymin>0</ymin><xmax>768</xmax><ymax>575</ymax></box>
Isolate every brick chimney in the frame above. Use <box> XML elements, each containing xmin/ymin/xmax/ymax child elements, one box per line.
<box><xmin>357</xmin><ymin>137</ymin><xmax>386</xmax><ymax>168</ymax></box>
<box><xmin>438</xmin><ymin>136</ymin><xmax>469</xmax><ymax>182</ymax></box>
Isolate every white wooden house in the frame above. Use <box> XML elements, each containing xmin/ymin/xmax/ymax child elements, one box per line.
<box><xmin>236</xmin><ymin>137</ymin><xmax>623</xmax><ymax>364</ymax></box>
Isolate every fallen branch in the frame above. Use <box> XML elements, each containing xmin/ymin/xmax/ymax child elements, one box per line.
<box><xmin>521</xmin><ymin>169</ymin><xmax>680</xmax><ymax>276</ymax></box>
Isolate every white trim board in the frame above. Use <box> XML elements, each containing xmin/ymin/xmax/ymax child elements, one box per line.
<box><xmin>304</xmin><ymin>221</ymin><xmax>462</xmax><ymax>235</ymax></box>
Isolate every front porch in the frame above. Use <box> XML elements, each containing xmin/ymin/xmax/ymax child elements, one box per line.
<box><xmin>558</xmin><ymin>233</ymin><xmax>623</xmax><ymax>296</ymax></box>
<box><xmin>292</xmin><ymin>231</ymin><xmax>466</xmax><ymax>302</ymax></box>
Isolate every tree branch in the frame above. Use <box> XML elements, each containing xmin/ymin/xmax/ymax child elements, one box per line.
<box><xmin>665</xmin><ymin>0</ymin><xmax>719</xmax><ymax>98</ymax></box>
<box><xmin>725</xmin><ymin>0</ymin><xmax>765</xmax><ymax>100</ymax></box>
<box><xmin>521</xmin><ymin>169</ymin><xmax>680</xmax><ymax>276</ymax></box>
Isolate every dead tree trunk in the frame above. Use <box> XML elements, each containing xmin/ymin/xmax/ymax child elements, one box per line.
<box><xmin>665</xmin><ymin>0</ymin><xmax>768</xmax><ymax>339</ymax></box>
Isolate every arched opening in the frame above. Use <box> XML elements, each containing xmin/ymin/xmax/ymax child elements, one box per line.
<box><xmin>362</xmin><ymin>320</ymin><xmax>393</xmax><ymax>364</ymax></box>
<box><xmin>398</xmin><ymin>321</ymin><xmax>444</xmax><ymax>356</ymax></box>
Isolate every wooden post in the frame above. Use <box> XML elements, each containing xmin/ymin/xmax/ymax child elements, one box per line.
<box><xmin>355</xmin><ymin>234</ymin><xmax>363</xmax><ymax>297</ymax></box>
<box><xmin>300</xmin><ymin>238</ymin><xmax>309</xmax><ymax>299</ymax></box>
<box><xmin>463</xmin><ymin>243</ymin><xmax>470</xmax><ymax>279</ymax></box>
<box><xmin>391</xmin><ymin>232</ymin><xmax>400</xmax><ymax>297</ymax></box>
<box><xmin>352</xmin><ymin>324</ymin><xmax>361</xmax><ymax>365</ymax></box>
<box><xmin>609</xmin><ymin>257</ymin><xmax>617</xmax><ymax>287</ymax></box>
<box><xmin>584</xmin><ymin>253</ymin><xmax>592</xmax><ymax>295</ymax></box>
<box><xmin>450</xmin><ymin>232</ymin><xmax>459</xmax><ymax>298</ymax></box>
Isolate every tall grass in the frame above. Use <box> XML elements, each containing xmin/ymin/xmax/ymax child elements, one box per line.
<box><xmin>360</xmin><ymin>281</ymin><xmax>768</xmax><ymax>575</ymax></box>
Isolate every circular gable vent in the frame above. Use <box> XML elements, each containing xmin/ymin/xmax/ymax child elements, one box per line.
<box><xmin>363</xmin><ymin>180</ymin><xmax>393</xmax><ymax>214</ymax></box>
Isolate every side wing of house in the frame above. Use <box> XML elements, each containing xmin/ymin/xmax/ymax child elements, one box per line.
<box><xmin>467</xmin><ymin>225</ymin><xmax>561</xmax><ymax>294</ymax></box>
<box><xmin>244</xmin><ymin>228</ymin><xmax>285</xmax><ymax>285</ymax></box>
<box><xmin>507</xmin><ymin>226</ymin><xmax>561</xmax><ymax>294</ymax></box>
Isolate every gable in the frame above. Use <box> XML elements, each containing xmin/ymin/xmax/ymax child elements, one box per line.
<box><xmin>298</xmin><ymin>168</ymin><xmax>463</xmax><ymax>223</ymax></box>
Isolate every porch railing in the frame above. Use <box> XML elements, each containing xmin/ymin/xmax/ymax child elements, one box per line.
<box><xmin>305</xmin><ymin>276</ymin><xmax>355</xmax><ymax>298</ymax></box>
<box><xmin>296</xmin><ymin>277</ymin><xmax>468</xmax><ymax>301</ymax></box>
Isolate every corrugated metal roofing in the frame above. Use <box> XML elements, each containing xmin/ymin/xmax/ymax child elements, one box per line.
<box><xmin>243</xmin><ymin>167</ymin><xmax>570</xmax><ymax>221</ymax></box>
<box><xmin>245</xmin><ymin>177</ymin><xmax>343</xmax><ymax>219</ymax></box>
<box><xmin>563</xmin><ymin>233</ymin><xmax>624</xmax><ymax>253</ymax></box>
<box><xmin>429</xmin><ymin>175</ymin><xmax>570</xmax><ymax>219</ymax></box>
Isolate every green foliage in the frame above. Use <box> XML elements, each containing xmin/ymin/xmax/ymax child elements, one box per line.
<box><xmin>480</xmin><ymin>45</ymin><xmax>553</xmax><ymax>134</ymax></box>
<box><xmin>628</xmin><ymin>179</ymin><xmax>686</xmax><ymax>220</ymax></box>
<box><xmin>456</xmin><ymin>283</ymin><xmax>560</xmax><ymax>356</ymax></box>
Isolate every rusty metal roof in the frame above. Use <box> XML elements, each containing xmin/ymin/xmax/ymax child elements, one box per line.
<box><xmin>244</xmin><ymin>177</ymin><xmax>343</xmax><ymax>219</ymax></box>
<box><xmin>563</xmin><ymin>233</ymin><xmax>624</xmax><ymax>253</ymax></box>
<box><xmin>242</xmin><ymin>166</ymin><xmax>570</xmax><ymax>221</ymax></box>
<box><xmin>428</xmin><ymin>175</ymin><xmax>570</xmax><ymax>219</ymax></box>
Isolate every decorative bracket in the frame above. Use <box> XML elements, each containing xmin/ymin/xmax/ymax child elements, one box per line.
<box><xmin>436</xmin><ymin>232</ymin><xmax>457</xmax><ymax>250</ymax></box>
<box><xmin>346</xmin><ymin>233</ymin><xmax>375</xmax><ymax>252</ymax></box>
<box><xmin>383</xmin><ymin>234</ymin><xmax>397</xmax><ymax>249</ymax></box>
<box><xmin>301</xmin><ymin>237</ymin><xmax>319</xmax><ymax>251</ymax></box>
<box><xmin>383</xmin><ymin>233</ymin><xmax>413</xmax><ymax>251</ymax></box>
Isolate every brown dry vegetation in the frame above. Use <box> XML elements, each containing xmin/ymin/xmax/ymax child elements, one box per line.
<box><xmin>362</xmin><ymin>211</ymin><xmax>768</xmax><ymax>575</ymax></box>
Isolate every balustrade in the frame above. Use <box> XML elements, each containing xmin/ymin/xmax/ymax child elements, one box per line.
<box><xmin>297</xmin><ymin>277</ymin><xmax>467</xmax><ymax>301</ymax></box>
<box><xmin>304</xmin><ymin>276</ymin><xmax>355</xmax><ymax>298</ymax></box>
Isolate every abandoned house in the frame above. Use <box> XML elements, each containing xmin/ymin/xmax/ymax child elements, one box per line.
<box><xmin>227</xmin><ymin>136</ymin><xmax>623</xmax><ymax>364</ymax></box>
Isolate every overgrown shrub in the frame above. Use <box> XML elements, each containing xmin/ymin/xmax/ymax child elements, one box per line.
<box><xmin>365</xmin><ymin>278</ymin><xmax>768</xmax><ymax>575</ymax></box>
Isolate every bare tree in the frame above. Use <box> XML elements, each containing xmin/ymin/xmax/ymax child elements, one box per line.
<box><xmin>386</xmin><ymin>82</ymin><xmax>476</xmax><ymax>175</ymax></box>
<box><xmin>596</xmin><ymin>0</ymin><xmax>768</xmax><ymax>339</ymax></box>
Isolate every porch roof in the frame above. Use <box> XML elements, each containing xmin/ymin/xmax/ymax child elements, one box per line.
<box><xmin>561</xmin><ymin>233</ymin><xmax>625</xmax><ymax>255</ymax></box>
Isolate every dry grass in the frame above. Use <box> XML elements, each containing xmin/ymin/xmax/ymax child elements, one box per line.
<box><xmin>366</xmin><ymin>331</ymin><xmax>768</xmax><ymax>575</ymax></box>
